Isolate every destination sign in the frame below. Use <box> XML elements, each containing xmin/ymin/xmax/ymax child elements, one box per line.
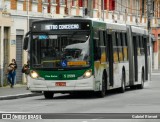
<box><xmin>32</xmin><ymin>21</ymin><xmax>90</xmax><ymax>32</ymax></box>
<box><xmin>44</xmin><ymin>24</ymin><xmax>80</xmax><ymax>30</ymax></box>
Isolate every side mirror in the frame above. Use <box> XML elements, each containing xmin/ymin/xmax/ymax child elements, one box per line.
<box><xmin>23</xmin><ymin>37</ymin><xmax>29</xmax><ymax>50</ymax></box>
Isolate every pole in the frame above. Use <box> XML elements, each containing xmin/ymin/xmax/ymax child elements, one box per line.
<box><xmin>27</xmin><ymin>0</ymin><xmax>29</xmax><ymax>32</ymax></box>
<box><xmin>147</xmin><ymin>0</ymin><xmax>153</xmax><ymax>81</ymax></box>
<box><xmin>83</xmin><ymin>0</ymin><xmax>85</xmax><ymax>17</ymax></box>
<box><xmin>88</xmin><ymin>0</ymin><xmax>93</xmax><ymax>18</ymax></box>
<box><xmin>1</xmin><ymin>26</ymin><xmax>4</xmax><ymax>87</ymax></box>
<box><xmin>102</xmin><ymin>0</ymin><xmax>104</xmax><ymax>21</ymax></box>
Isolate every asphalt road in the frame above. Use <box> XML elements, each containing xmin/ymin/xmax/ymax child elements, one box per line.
<box><xmin>0</xmin><ymin>73</ymin><xmax>160</xmax><ymax>122</ymax></box>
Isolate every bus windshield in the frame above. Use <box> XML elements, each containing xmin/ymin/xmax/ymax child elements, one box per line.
<box><xmin>31</xmin><ymin>31</ymin><xmax>91</xmax><ymax>70</ymax></box>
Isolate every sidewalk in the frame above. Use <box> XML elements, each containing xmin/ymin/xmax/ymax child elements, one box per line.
<box><xmin>0</xmin><ymin>84</ymin><xmax>42</xmax><ymax>100</ymax></box>
<box><xmin>152</xmin><ymin>69</ymin><xmax>160</xmax><ymax>73</ymax></box>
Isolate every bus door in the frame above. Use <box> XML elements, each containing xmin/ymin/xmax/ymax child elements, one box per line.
<box><xmin>133</xmin><ymin>35</ymin><xmax>138</xmax><ymax>82</ymax></box>
<box><xmin>106</xmin><ymin>30</ymin><xmax>114</xmax><ymax>86</ymax></box>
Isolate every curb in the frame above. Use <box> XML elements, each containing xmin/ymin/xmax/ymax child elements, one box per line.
<box><xmin>0</xmin><ymin>93</ymin><xmax>43</xmax><ymax>100</ymax></box>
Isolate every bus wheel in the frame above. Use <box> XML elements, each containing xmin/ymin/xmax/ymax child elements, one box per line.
<box><xmin>44</xmin><ymin>91</ymin><xmax>54</xmax><ymax>99</ymax></box>
<box><xmin>137</xmin><ymin>71</ymin><xmax>144</xmax><ymax>89</ymax></box>
<box><xmin>119</xmin><ymin>71</ymin><xmax>125</xmax><ymax>93</ymax></box>
<box><xmin>96</xmin><ymin>74</ymin><xmax>106</xmax><ymax>98</ymax></box>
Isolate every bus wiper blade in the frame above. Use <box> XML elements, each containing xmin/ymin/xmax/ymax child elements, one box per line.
<box><xmin>33</xmin><ymin>64</ymin><xmax>42</xmax><ymax>67</ymax></box>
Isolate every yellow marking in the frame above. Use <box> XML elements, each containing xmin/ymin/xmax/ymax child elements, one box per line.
<box><xmin>113</xmin><ymin>52</ymin><xmax>118</xmax><ymax>62</ymax></box>
<box><xmin>67</xmin><ymin>61</ymin><xmax>87</xmax><ymax>66</ymax></box>
<box><xmin>123</xmin><ymin>48</ymin><xmax>128</xmax><ymax>60</ymax></box>
<box><xmin>101</xmin><ymin>52</ymin><xmax>106</xmax><ymax>63</ymax></box>
<box><xmin>119</xmin><ymin>52</ymin><xmax>123</xmax><ymax>61</ymax></box>
<box><xmin>94</xmin><ymin>61</ymin><xmax>100</xmax><ymax>71</ymax></box>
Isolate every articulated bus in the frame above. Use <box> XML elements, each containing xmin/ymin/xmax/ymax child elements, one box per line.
<box><xmin>23</xmin><ymin>18</ymin><xmax>149</xmax><ymax>99</ymax></box>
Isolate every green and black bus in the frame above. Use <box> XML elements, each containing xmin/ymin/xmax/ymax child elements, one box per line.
<box><xmin>23</xmin><ymin>18</ymin><xmax>149</xmax><ymax>99</ymax></box>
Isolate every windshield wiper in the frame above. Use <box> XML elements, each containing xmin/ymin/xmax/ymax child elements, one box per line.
<box><xmin>33</xmin><ymin>64</ymin><xmax>42</xmax><ymax>68</ymax></box>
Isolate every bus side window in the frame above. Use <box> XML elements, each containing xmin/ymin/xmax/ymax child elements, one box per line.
<box><xmin>120</xmin><ymin>33</ymin><xmax>124</xmax><ymax>61</ymax></box>
<box><xmin>93</xmin><ymin>39</ymin><xmax>101</xmax><ymax>61</ymax></box>
<box><xmin>137</xmin><ymin>35</ymin><xmax>141</xmax><ymax>56</ymax></box>
<box><xmin>143</xmin><ymin>36</ymin><xmax>148</xmax><ymax>56</ymax></box>
<box><xmin>94</xmin><ymin>30</ymin><xmax>106</xmax><ymax>61</ymax></box>
<box><xmin>140</xmin><ymin>36</ymin><xmax>144</xmax><ymax>55</ymax></box>
<box><xmin>118</xmin><ymin>32</ymin><xmax>123</xmax><ymax>62</ymax></box>
<box><xmin>113</xmin><ymin>32</ymin><xmax>119</xmax><ymax>63</ymax></box>
<box><xmin>99</xmin><ymin>31</ymin><xmax>104</xmax><ymax>46</ymax></box>
<box><xmin>123</xmin><ymin>33</ymin><xmax>128</xmax><ymax>61</ymax></box>
<box><xmin>93</xmin><ymin>28</ymin><xmax>100</xmax><ymax>61</ymax></box>
<box><xmin>106</xmin><ymin>33</ymin><xmax>112</xmax><ymax>62</ymax></box>
<box><xmin>100</xmin><ymin>31</ymin><xmax>107</xmax><ymax>62</ymax></box>
<box><xmin>104</xmin><ymin>31</ymin><xmax>108</xmax><ymax>62</ymax></box>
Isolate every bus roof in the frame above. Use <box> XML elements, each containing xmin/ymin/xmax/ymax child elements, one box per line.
<box><xmin>131</xmin><ymin>26</ymin><xmax>148</xmax><ymax>35</ymax></box>
<box><xmin>106</xmin><ymin>22</ymin><xmax>127</xmax><ymax>31</ymax></box>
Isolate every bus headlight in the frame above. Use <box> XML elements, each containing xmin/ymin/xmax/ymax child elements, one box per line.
<box><xmin>30</xmin><ymin>70</ymin><xmax>39</xmax><ymax>79</ymax></box>
<box><xmin>83</xmin><ymin>69</ymin><xmax>92</xmax><ymax>78</ymax></box>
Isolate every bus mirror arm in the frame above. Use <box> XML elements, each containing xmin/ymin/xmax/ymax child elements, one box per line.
<box><xmin>23</xmin><ymin>31</ymin><xmax>31</xmax><ymax>50</ymax></box>
<box><xmin>23</xmin><ymin>37</ymin><xmax>29</xmax><ymax>50</ymax></box>
<box><xmin>25</xmin><ymin>31</ymin><xmax>31</xmax><ymax>36</ymax></box>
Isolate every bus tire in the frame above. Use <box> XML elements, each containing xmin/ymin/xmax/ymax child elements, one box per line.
<box><xmin>96</xmin><ymin>74</ymin><xmax>106</xmax><ymax>98</ymax></box>
<box><xmin>137</xmin><ymin>70</ymin><xmax>145</xmax><ymax>89</ymax></box>
<box><xmin>44</xmin><ymin>91</ymin><xmax>54</xmax><ymax>99</ymax></box>
<box><xmin>119</xmin><ymin>71</ymin><xmax>125</xmax><ymax>93</ymax></box>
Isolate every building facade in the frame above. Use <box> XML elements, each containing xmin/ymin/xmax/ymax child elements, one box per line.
<box><xmin>0</xmin><ymin>0</ymin><xmax>160</xmax><ymax>86</ymax></box>
<box><xmin>0</xmin><ymin>11</ymin><xmax>12</xmax><ymax>86</ymax></box>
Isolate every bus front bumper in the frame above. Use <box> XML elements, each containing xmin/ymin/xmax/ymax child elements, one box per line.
<box><xmin>29</xmin><ymin>76</ymin><xmax>95</xmax><ymax>92</ymax></box>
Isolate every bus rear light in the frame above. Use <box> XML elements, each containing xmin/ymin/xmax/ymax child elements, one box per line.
<box><xmin>30</xmin><ymin>70</ymin><xmax>39</xmax><ymax>79</ymax></box>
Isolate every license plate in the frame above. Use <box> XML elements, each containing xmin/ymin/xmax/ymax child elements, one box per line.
<box><xmin>55</xmin><ymin>82</ymin><xmax>66</xmax><ymax>86</ymax></box>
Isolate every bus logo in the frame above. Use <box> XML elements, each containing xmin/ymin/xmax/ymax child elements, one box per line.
<box><xmin>61</xmin><ymin>60</ymin><xmax>67</xmax><ymax>67</ymax></box>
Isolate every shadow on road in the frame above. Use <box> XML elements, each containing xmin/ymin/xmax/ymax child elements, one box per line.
<box><xmin>35</xmin><ymin>86</ymin><xmax>145</xmax><ymax>100</ymax></box>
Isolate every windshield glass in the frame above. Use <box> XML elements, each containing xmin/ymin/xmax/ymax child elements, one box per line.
<box><xmin>31</xmin><ymin>31</ymin><xmax>90</xmax><ymax>69</ymax></box>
